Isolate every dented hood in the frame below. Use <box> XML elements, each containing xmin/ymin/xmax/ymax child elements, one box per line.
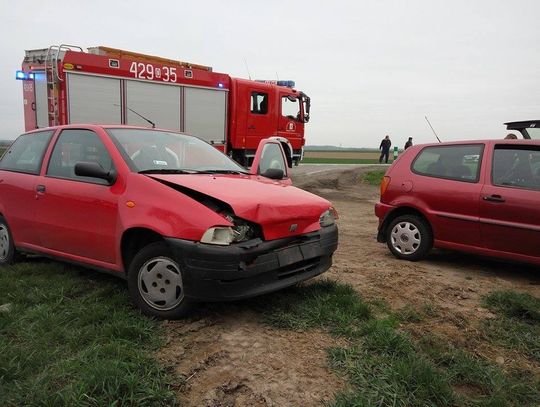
<box><xmin>149</xmin><ymin>174</ymin><xmax>331</xmax><ymax>239</ymax></box>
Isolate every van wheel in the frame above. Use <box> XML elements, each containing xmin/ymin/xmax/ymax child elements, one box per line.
<box><xmin>0</xmin><ymin>216</ymin><xmax>17</xmax><ymax>266</ymax></box>
<box><xmin>386</xmin><ymin>215</ymin><xmax>432</xmax><ymax>261</ymax></box>
<box><xmin>127</xmin><ymin>241</ymin><xmax>192</xmax><ymax>319</ymax></box>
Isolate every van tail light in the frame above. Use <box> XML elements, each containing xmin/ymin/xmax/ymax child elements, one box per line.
<box><xmin>380</xmin><ymin>176</ymin><xmax>391</xmax><ymax>199</ymax></box>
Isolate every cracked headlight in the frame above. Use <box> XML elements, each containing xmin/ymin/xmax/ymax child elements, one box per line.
<box><xmin>319</xmin><ymin>207</ymin><xmax>338</xmax><ymax>227</ymax></box>
<box><xmin>200</xmin><ymin>217</ymin><xmax>258</xmax><ymax>245</ymax></box>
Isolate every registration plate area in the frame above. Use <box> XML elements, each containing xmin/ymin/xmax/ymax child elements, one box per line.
<box><xmin>277</xmin><ymin>242</ymin><xmax>320</xmax><ymax>267</ymax></box>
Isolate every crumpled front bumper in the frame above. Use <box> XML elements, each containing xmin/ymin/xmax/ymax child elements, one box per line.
<box><xmin>165</xmin><ymin>224</ymin><xmax>338</xmax><ymax>301</ymax></box>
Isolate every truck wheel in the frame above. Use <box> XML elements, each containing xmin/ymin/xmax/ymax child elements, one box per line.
<box><xmin>386</xmin><ymin>215</ymin><xmax>432</xmax><ymax>261</ymax></box>
<box><xmin>127</xmin><ymin>241</ymin><xmax>192</xmax><ymax>319</ymax></box>
<box><xmin>0</xmin><ymin>216</ymin><xmax>18</xmax><ymax>266</ymax></box>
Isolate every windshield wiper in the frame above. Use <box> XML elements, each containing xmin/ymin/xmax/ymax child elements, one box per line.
<box><xmin>138</xmin><ymin>169</ymin><xmax>198</xmax><ymax>174</ymax></box>
<box><xmin>195</xmin><ymin>169</ymin><xmax>250</xmax><ymax>175</ymax></box>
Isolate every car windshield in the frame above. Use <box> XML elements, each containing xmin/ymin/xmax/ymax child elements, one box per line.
<box><xmin>107</xmin><ymin>128</ymin><xmax>247</xmax><ymax>173</ymax></box>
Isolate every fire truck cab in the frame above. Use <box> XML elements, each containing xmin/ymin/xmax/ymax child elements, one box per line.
<box><xmin>18</xmin><ymin>44</ymin><xmax>310</xmax><ymax>166</ymax></box>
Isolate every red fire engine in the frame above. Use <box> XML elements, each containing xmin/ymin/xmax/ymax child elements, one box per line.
<box><xmin>18</xmin><ymin>44</ymin><xmax>310</xmax><ymax>165</ymax></box>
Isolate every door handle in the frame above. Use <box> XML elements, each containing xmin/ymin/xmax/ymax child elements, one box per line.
<box><xmin>36</xmin><ymin>185</ymin><xmax>46</xmax><ymax>193</ymax></box>
<box><xmin>483</xmin><ymin>194</ymin><xmax>505</xmax><ymax>203</ymax></box>
<box><xmin>248</xmin><ymin>125</ymin><xmax>256</xmax><ymax>130</ymax></box>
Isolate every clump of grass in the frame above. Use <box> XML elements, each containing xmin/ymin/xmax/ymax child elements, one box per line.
<box><xmin>396</xmin><ymin>305</ymin><xmax>424</xmax><ymax>323</ymax></box>
<box><xmin>0</xmin><ymin>261</ymin><xmax>177</xmax><ymax>406</ymax></box>
<box><xmin>481</xmin><ymin>290</ymin><xmax>540</xmax><ymax>362</ymax></box>
<box><xmin>483</xmin><ymin>290</ymin><xmax>540</xmax><ymax>322</ymax></box>
<box><xmin>362</xmin><ymin>169</ymin><xmax>386</xmax><ymax>186</ymax></box>
<box><xmin>419</xmin><ymin>335</ymin><xmax>540</xmax><ymax>406</ymax></box>
<box><xmin>258</xmin><ymin>280</ymin><xmax>371</xmax><ymax>338</ymax></box>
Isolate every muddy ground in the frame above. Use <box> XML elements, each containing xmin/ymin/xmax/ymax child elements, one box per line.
<box><xmin>158</xmin><ymin>165</ymin><xmax>540</xmax><ymax>406</ymax></box>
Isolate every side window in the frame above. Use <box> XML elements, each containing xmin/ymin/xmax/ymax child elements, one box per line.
<box><xmin>0</xmin><ymin>130</ymin><xmax>54</xmax><ymax>175</ymax></box>
<box><xmin>47</xmin><ymin>129</ymin><xmax>113</xmax><ymax>184</ymax></box>
<box><xmin>492</xmin><ymin>145</ymin><xmax>540</xmax><ymax>191</ymax></box>
<box><xmin>281</xmin><ymin>95</ymin><xmax>299</xmax><ymax>120</ymax></box>
<box><xmin>412</xmin><ymin>144</ymin><xmax>483</xmax><ymax>182</ymax></box>
<box><xmin>258</xmin><ymin>143</ymin><xmax>286</xmax><ymax>176</ymax></box>
<box><xmin>251</xmin><ymin>92</ymin><xmax>268</xmax><ymax>115</ymax></box>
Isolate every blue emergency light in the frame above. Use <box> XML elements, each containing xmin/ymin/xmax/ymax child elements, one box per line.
<box><xmin>15</xmin><ymin>70</ymin><xmax>34</xmax><ymax>80</ymax></box>
<box><xmin>255</xmin><ymin>80</ymin><xmax>296</xmax><ymax>88</ymax></box>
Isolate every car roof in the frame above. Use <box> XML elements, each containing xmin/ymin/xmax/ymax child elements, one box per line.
<box><xmin>413</xmin><ymin>139</ymin><xmax>540</xmax><ymax>148</ymax></box>
<box><xmin>23</xmin><ymin>124</ymin><xmax>190</xmax><ymax>136</ymax></box>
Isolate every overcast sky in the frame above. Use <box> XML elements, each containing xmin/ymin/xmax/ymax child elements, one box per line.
<box><xmin>1</xmin><ymin>0</ymin><xmax>539</xmax><ymax>147</ymax></box>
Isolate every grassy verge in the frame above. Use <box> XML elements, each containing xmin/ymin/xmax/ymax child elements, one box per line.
<box><xmin>0</xmin><ymin>147</ymin><xmax>5</xmax><ymax>158</ymax></box>
<box><xmin>256</xmin><ymin>280</ymin><xmax>540</xmax><ymax>407</ymax></box>
<box><xmin>301</xmin><ymin>157</ymin><xmax>382</xmax><ymax>164</ymax></box>
<box><xmin>481</xmin><ymin>290</ymin><xmax>540</xmax><ymax>362</ymax></box>
<box><xmin>362</xmin><ymin>169</ymin><xmax>386</xmax><ymax>186</ymax></box>
<box><xmin>0</xmin><ymin>261</ymin><xmax>177</xmax><ymax>406</ymax></box>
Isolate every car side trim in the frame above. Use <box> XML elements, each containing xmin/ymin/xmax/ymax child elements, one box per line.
<box><xmin>479</xmin><ymin>218</ymin><xmax>540</xmax><ymax>233</ymax></box>
<box><xmin>435</xmin><ymin>212</ymin><xmax>479</xmax><ymax>223</ymax></box>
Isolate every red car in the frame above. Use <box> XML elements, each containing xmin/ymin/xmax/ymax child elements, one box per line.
<box><xmin>0</xmin><ymin>125</ymin><xmax>338</xmax><ymax>318</ymax></box>
<box><xmin>375</xmin><ymin>139</ymin><xmax>540</xmax><ymax>265</ymax></box>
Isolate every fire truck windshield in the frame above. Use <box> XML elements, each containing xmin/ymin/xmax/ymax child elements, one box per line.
<box><xmin>107</xmin><ymin>128</ymin><xmax>247</xmax><ymax>173</ymax></box>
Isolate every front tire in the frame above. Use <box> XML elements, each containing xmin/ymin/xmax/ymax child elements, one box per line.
<box><xmin>0</xmin><ymin>216</ymin><xmax>17</xmax><ymax>266</ymax></box>
<box><xmin>386</xmin><ymin>215</ymin><xmax>433</xmax><ymax>261</ymax></box>
<box><xmin>127</xmin><ymin>241</ymin><xmax>192</xmax><ymax>319</ymax></box>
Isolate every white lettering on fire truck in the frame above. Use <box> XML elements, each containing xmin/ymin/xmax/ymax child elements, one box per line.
<box><xmin>129</xmin><ymin>62</ymin><xmax>178</xmax><ymax>83</ymax></box>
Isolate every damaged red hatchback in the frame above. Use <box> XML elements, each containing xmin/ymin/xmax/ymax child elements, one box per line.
<box><xmin>0</xmin><ymin>125</ymin><xmax>338</xmax><ymax>318</ymax></box>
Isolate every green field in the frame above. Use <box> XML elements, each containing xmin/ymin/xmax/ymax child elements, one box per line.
<box><xmin>0</xmin><ymin>147</ymin><xmax>5</xmax><ymax>157</ymax></box>
<box><xmin>302</xmin><ymin>157</ymin><xmax>382</xmax><ymax>164</ymax></box>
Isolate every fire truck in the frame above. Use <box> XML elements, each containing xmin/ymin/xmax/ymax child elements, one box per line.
<box><xmin>18</xmin><ymin>44</ymin><xmax>310</xmax><ymax>165</ymax></box>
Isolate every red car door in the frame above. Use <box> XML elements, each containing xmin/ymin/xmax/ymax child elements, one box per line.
<box><xmin>0</xmin><ymin>130</ymin><xmax>55</xmax><ymax>247</ymax></box>
<box><xmin>36</xmin><ymin>128</ymin><xmax>121</xmax><ymax>266</ymax></box>
<box><xmin>480</xmin><ymin>142</ymin><xmax>540</xmax><ymax>259</ymax></box>
<box><xmin>408</xmin><ymin>144</ymin><xmax>485</xmax><ymax>248</ymax></box>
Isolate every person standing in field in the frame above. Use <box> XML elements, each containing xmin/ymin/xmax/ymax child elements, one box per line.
<box><xmin>404</xmin><ymin>137</ymin><xmax>413</xmax><ymax>150</ymax></box>
<box><xmin>379</xmin><ymin>135</ymin><xmax>392</xmax><ymax>163</ymax></box>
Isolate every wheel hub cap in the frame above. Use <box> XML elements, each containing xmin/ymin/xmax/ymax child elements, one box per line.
<box><xmin>138</xmin><ymin>257</ymin><xmax>184</xmax><ymax>311</ymax></box>
<box><xmin>391</xmin><ymin>222</ymin><xmax>421</xmax><ymax>254</ymax></box>
<box><xmin>0</xmin><ymin>225</ymin><xmax>9</xmax><ymax>261</ymax></box>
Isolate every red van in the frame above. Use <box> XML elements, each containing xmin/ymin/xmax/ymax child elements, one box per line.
<box><xmin>0</xmin><ymin>125</ymin><xmax>338</xmax><ymax>318</ymax></box>
<box><xmin>375</xmin><ymin>140</ymin><xmax>540</xmax><ymax>265</ymax></box>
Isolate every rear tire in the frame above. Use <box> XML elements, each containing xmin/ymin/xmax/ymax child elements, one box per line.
<box><xmin>0</xmin><ymin>216</ymin><xmax>17</xmax><ymax>266</ymax></box>
<box><xmin>386</xmin><ymin>215</ymin><xmax>432</xmax><ymax>261</ymax></box>
<box><xmin>127</xmin><ymin>241</ymin><xmax>192</xmax><ymax>319</ymax></box>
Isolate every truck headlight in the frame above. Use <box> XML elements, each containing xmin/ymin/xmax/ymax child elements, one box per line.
<box><xmin>319</xmin><ymin>207</ymin><xmax>338</xmax><ymax>227</ymax></box>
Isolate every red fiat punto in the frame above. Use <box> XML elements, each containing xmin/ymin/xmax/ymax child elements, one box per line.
<box><xmin>0</xmin><ymin>125</ymin><xmax>338</xmax><ymax>318</ymax></box>
<box><xmin>375</xmin><ymin>139</ymin><xmax>540</xmax><ymax>265</ymax></box>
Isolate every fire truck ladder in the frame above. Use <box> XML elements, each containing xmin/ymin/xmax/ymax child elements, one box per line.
<box><xmin>44</xmin><ymin>44</ymin><xmax>83</xmax><ymax>126</ymax></box>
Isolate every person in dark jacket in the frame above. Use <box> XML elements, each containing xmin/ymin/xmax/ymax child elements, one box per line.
<box><xmin>404</xmin><ymin>137</ymin><xmax>413</xmax><ymax>150</ymax></box>
<box><xmin>379</xmin><ymin>135</ymin><xmax>391</xmax><ymax>163</ymax></box>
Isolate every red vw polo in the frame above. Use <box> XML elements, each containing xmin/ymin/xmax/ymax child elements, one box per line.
<box><xmin>0</xmin><ymin>125</ymin><xmax>338</xmax><ymax>318</ymax></box>
<box><xmin>375</xmin><ymin>139</ymin><xmax>540</xmax><ymax>266</ymax></box>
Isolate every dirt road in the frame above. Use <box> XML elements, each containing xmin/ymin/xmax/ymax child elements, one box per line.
<box><xmin>159</xmin><ymin>166</ymin><xmax>540</xmax><ymax>406</ymax></box>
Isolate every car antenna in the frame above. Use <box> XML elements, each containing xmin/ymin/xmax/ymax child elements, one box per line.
<box><xmin>244</xmin><ymin>58</ymin><xmax>252</xmax><ymax>80</ymax></box>
<box><xmin>114</xmin><ymin>104</ymin><xmax>155</xmax><ymax>128</ymax></box>
<box><xmin>425</xmin><ymin>115</ymin><xmax>442</xmax><ymax>143</ymax></box>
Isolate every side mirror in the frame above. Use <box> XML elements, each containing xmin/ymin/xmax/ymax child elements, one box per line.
<box><xmin>75</xmin><ymin>162</ymin><xmax>116</xmax><ymax>184</ymax></box>
<box><xmin>261</xmin><ymin>168</ymin><xmax>284</xmax><ymax>180</ymax></box>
